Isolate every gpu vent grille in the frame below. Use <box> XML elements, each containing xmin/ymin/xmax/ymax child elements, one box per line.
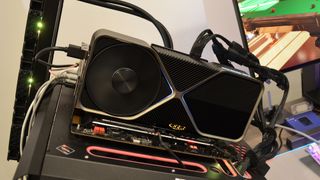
<box><xmin>153</xmin><ymin>45</ymin><xmax>216</xmax><ymax>91</ymax></box>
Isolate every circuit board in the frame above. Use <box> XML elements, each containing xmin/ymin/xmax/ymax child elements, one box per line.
<box><xmin>71</xmin><ymin>115</ymin><xmax>247</xmax><ymax>162</ymax></box>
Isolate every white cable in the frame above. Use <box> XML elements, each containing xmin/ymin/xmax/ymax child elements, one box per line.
<box><xmin>28</xmin><ymin>81</ymin><xmax>52</xmax><ymax>133</ymax></box>
<box><xmin>275</xmin><ymin>124</ymin><xmax>320</xmax><ymax>145</ymax></box>
<box><xmin>20</xmin><ymin>78</ymin><xmax>58</xmax><ymax>156</ymax></box>
<box><xmin>20</xmin><ymin>100</ymin><xmax>35</xmax><ymax>155</ymax></box>
<box><xmin>20</xmin><ymin>68</ymin><xmax>79</xmax><ymax>156</ymax></box>
<box><xmin>30</xmin><ymin>78</ymin><xmax>58</xmax><ymax>123</ymax></box>
<box><xmin>29</xmin><ymin>68</ymin><xmax>75</xmax><ymax>124</ymax></box>
<box><xmin>20</xmin><ymin>79</ymin><xmax>53</xmax><ymax>155</ymax></box>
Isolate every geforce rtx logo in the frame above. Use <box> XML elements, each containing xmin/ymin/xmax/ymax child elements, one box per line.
<box><xmin>169</xmin><ymin>123</ymin><xmax>186</xmax><ymax>131</ymax></box>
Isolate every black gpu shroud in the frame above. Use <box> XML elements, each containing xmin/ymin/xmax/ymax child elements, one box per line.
<box><xmin>77</xmin><ymin>29</ymin><xmax>264</xmax><ymax>142</ymax></box>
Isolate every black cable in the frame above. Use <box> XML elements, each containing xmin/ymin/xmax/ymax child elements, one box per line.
<box><xmin>189</xmin><ymin>29</ymin><xmax>289</xmax><ymax>172</ymax></box>
<box><xmin>251</xmin><ymin>104</ymin><xmax>267</xmax><ymax>132</ymax></box>
<box><xmin>257</xmin><ymin>104</ymin><xmax>267</xmax><ymax>130</ymax></box>
<box><xmin>190</xmin><ymin>29</ymin><xmax>214</xmax><ymax>58</ymax></box>
<box><xmin>259</xmin><ymin>141</ymin><xmax>279</xmax><ymax>162</ymax></box>
<box><xmin>43</xmin><ymin>79</ymin><xmax>76</xmax><ymax>97</ymax></box>
<box><xmin>34</xmin><ymin>46</ymin><xmax>76</xmax><ymax>68</ymax></box>
<box><xmin>105</xmin><ymin>0</ymin><xmax>173</xmax><ymax>48</ymax></box>
<box><xmin>36</xmin><ymin>58</ymin><xmax>76</xmax><ymax>68</ymax></box>
<box><xmin>190</xmin><ymin>31</ymin><xmax>234</xmax><ymax>67</ymax></box>
<box><xmin>253</xmin><ymin>127</ymin><xmax>279</xmax><ymax>164</ymax></box>
<box><xmin>193</xmin><ymin>29</ymin><xmax>214</xmax><ymax>44</ymax></box>
<box><xmin>215</xmin><ymin>34</ymin><xmax>232</xmax><ymax>46</ymax></box>
<box><xmin>249</xmin><ymin>127</ymin><xmax>279</xmax><ymax>166</ymax></box>
<box><xmin>78</xmin><ymin>0</ymin><xmax>173</xmax><ymax>48</ymax></box>
<box><xmin>277</xmin><ymin>128</ymin><xmax>284</xmax><ymax>152</ymax></box>
<box><xmin>209</xmin><ymin>141</ymin><xmax>237</xmax><ymax>161</ymax></box>
<box><xmin>157</xmin><ymin>133</ymin><xmax>185</xmax><ymax>168</ymax></box>
<box><xmin>190</xmin><ymin>30</ymin><xmax>290</xmax><ymax>169</ymax></box>
<box><xmin>191</xmin><ymin>30</ymin><xmax>220</xmax><ymax>56</ymax></box>
<box><xmin>268</xmin><ymin>75</ymin><xmax>289</xmax><ymax>127</ymax></box>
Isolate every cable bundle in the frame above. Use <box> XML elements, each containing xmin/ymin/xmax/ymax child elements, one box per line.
<box><xmin>20</xmin><ymin>68</ymin><xmax>79</xmax><ymax>156</ymax></box>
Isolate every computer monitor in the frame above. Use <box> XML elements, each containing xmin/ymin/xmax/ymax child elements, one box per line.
<box><xmin>235</xmin><ymin>0</ymin><xmax>320</xmax><ymax>106</ymax></box>
<box><xmin>235</xmin><ymin>0</ymin><xmax>320</xmax><ymax>72</ymax></box>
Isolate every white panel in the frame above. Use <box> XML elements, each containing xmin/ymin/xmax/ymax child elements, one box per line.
<box><xmin>203</xmin><ymin>0</ymin><xmax>244</xmax><ymax>45</ymax></box>
<box><xmin>0</xmin><ymin>1</ymin><xmax>28</xmax><ymax>179</ymax></box>
<box><xmin>54</xmin><ymin>0</ymin><xmax>209</xmax><ymax>64</ymax></box>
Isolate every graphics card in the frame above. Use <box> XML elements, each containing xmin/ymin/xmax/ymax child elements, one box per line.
<box><xmin>74</xmin><ymin>29</ymin><xmax>263</xmax><ymax>142</ymax></box>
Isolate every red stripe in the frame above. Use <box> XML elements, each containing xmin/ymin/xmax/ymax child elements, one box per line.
<box><xmin>86</xmin><ymin>146</ymin><xmax>207</xmax><ymax>173</ymax></box>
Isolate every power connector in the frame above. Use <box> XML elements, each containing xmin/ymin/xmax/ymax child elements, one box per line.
<box><xmin>66</xmin><ymin>44</ymin><xmax>88</xmax><ymax>60</ymax></box>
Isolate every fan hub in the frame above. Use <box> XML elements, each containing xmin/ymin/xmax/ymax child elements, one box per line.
<box><xmin>112</xmin><ymin>67</ymin><xmax>138</xmax><ymax>94</ymax></box>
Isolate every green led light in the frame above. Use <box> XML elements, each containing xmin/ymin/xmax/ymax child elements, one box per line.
<box><xmin>36</xmin><ymin>21</ymin><xmax>44</xmax><ymax>29</ymax></box>
<box><xmin>28</xmin><ymin>77</ymin><xmax>34</xmax><ymax>84</ymax></box>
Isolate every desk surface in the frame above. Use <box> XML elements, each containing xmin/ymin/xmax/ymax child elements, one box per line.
<box><xmin>266</xmin><ymin>144</ymin><xmax>320</xmax><ymax>180</ymax></box>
